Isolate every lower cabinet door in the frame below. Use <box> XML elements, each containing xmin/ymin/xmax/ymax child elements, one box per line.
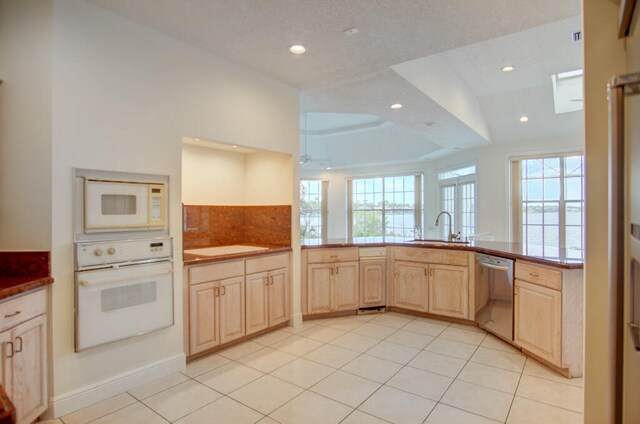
<box><xmin>0</xmin><ymin>329</ymin><xmax>12</xmax><ymax>400</ymax></box>
<box><xmin>428</xmin><ymin>265</ymin><xmax>469</xmax><ymax>319</ymax></box>
<box><xmin>245</xmin><ymin>272</ymin><xmax>269</xmax><ymax>335</ymax></box>
<box><xmin>269</xmin><ymin>268</ymin><xmax>290</xmax><ymax>326</ymax></box>
<box><xmin>219</xmin><ymin>276</ymin><xmax>245</xmax><ymax>344</ymax></box>
<box><xmin>307</xmin><ymin>264</ymin><xmax>333</xmax><ymax>314</ymax></box>
<box><xmin>189</xmin><ymin>282</ymin><xmax>220</xmax><ymax>354</ymax></box>
<box><xmin>11</xmin><ymin>315</ymin><xmax>47</xmax><ymax>424</ymax></box>
<box><xmin>360</xmin><ymin>260</ymin><xmax>386</xmax><ymax>308</ymax></box>
<box><xmin>334</xmin><ymin>261</ymin><xmax>359</xmax><ymax>311</ymax></box>
<box><xmin>514</xmin><ymin>279</ymin><xmax>562</xmax><ymax>366</ymax></box>
<box><xmin>393</xmin><ymin>261</ymin><xmax>429</xmax><ymax>312</ymax></box>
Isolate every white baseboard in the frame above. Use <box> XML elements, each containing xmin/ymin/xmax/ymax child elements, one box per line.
<box><xmin>289</xmin><ymin>312</ymin><xmax>303</xmax><ymax>327</ymax></box>
<box><xmin>45</xmin><ymin>353</ymin><xmax>185</xmax><ymax>419</ymax></box>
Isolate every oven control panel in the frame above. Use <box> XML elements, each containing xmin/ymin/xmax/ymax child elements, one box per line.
<box><xmin>75</xmin><ymin>237</ymin><xmax>172</xmax><ymax>269</ymax></box>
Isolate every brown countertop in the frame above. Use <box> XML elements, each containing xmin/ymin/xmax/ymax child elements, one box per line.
<box><xmin>183</xmin><ymin>245</ymin><xmax>293</xmax><ymax>266</ymax></box>
<box><xmin>302</xmin><ymin>238</ymin><xmax>583</xmax><ymax>269</ymax></box>
<box><xmin>0</xmin><ymin>385</ymin><xmax>15</xmax><ymax>424</ymax></box>
<box><xmin>0</xmin><ymin>252</ymin><xmax>53</xmax><ymax>301</ymax></box>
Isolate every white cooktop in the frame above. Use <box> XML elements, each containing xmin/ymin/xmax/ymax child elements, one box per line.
<box><xmin>185</xmin><ymin>245</ymin><xmax>269</xmax><ymax>256</ymax></box>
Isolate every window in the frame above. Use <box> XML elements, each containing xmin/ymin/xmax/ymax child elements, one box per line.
<box><xmin>512</xmin><ymin>154</ymin><xmax>584</xmax><ymax>260</ymax></box>
<box><xmin>300</xmin><ymin>179</ymin><xmax>327</xmax><ymax>242</ymax></box>
<box><xmin>347</xmin><ymin>174</ymin><xmax>422</xmax><ymax>242</ymax></box>
<box><xmin>438</xmin><ymin>165</ymin><xmax>477</xmax><ymax>239</ymax></box>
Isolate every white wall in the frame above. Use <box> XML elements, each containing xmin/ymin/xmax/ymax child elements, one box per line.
<box><xmin>182</xmin><ymin>144</ymin><xmax>247</xmax><ymax>205</ymax></box>
<box><xmin>302</xmin><ymin>134</ymin><xmax>583</xmax><ymax>241</ymax></box>
<box><xmin>47</xmin><ymin>0</ymin><xmax>298</xmax><ymax>415</ymax></box>
<box><xmin>244</xmin><ymin>151</ymin><xmax>294</xmax><ymax>206</ymax></box>
<box><xmin>0</xmin><ymin>0</ymin><xmax>52</xmax><ymax>250</ymax></box>
<box><xmin>182</xmin><ymin>145</ymin><xmax>294</xmax><ymax>206</ymax></box>
<box><xmin>582</xmin><ymin>2</ymin><xmax>639</xmax><ymax>422</ymax></box>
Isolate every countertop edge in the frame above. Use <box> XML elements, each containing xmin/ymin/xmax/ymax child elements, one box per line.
<box><xmin>302</xmin><ymin>242</ymin><xmax>583</xmax><ymax>270</ymax></box>
<box><xmin>183</xmin><ymin>246</ymin><xmax>293</xmax><ymax>266</ymax></box>
<box><xmin>0</xmin><ymin>276</ymin><xmax>54</xmax><ymax>302</ymax></box>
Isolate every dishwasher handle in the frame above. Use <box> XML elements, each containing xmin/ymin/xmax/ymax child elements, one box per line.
<box><xmin>478</xmin><ymin>262</ymin><xmax>511</xmax><ymax>272</ymax></box>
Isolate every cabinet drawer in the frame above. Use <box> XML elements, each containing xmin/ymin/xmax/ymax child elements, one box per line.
<box><xmin>0</xmin><ymin>289</ymin><xmax>46</xmax><ymax>332</ymax></box>
<box><xmin>246</xmin><ymin>253</ymin><xmax>289</xmax><ymax>274</ymax></box>
<box><xmin>515</xmin><ymin>261</ymin><xmax>561</xmax><ymax>291</ymax></box>
<box><xmin>189</xmin><ymin>260</ymin><xmax>244</xmax><ymax>285</ymax></box>
<box><xmin>307</xmin><ymin>248</ymin><xmax>359</xmax><ymax>263</ymax></box>
<box><xmin>393</xmin><ymin>247</ymin><xmax>468</xmax><ymax>266</ymax></box>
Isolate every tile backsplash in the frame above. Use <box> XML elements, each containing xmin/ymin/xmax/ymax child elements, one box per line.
<box><xmin>183</xmin><ymin>205</ymin><xmax>291</xmax><ymax>249</ymax></box>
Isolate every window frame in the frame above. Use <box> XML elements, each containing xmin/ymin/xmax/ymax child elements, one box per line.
<box><xmin>346</xmin><ymin>173</ymin><xmax>423</xmax><ymax>241</ymax></box>
<box><xmin>510</xmin><ymin>151</ymin><xmax>585</xmax><ymax>259</ymax></box>
<box><xmin>437</xmin><ymin>163</ymin><xmax>478</xmax><ymax>239</ymax></box>
<box><xmin>300</xmin><ymin>178</ymin><xmax>328</xmax><ymax>242</ymax></box>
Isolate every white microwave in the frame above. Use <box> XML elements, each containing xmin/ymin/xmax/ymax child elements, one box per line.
<box><xmin>83</xmin><ymin>178</ymin><xmax>166</xmax><ymax>233</ymax></box>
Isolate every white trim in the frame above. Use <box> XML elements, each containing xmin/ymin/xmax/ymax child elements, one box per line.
<box><xmin>289</xmin><ymin>312</ymin><xmax>304</xmax><ymax>327</ymax></box>
<box><xmin>44</xmin><ymin>353</ymin><xmax>185</xmax><ymax>419</ymax></box>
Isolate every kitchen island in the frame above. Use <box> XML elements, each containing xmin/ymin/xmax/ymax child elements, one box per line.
<box><xmin>301</xmin><ymin>239</ymin><xmax>583</xmax><ymax>377</ymax></box>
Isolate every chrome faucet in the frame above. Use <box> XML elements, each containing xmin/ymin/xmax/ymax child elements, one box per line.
<box><xmin>435</xmin><ymin>211</ymin><xmax>457</xmax><ymax>241</ymax></box>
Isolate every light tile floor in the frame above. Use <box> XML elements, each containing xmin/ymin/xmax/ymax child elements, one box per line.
<box><xmin>47</xmin><ymin>312</ymin><xmax>584</xmax><ymax>424</ymax></box>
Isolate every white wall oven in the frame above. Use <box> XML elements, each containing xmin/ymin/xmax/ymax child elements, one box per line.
<box><xmin>74</xmin><ymin>237</ymin><xmax>174</xmax><ymax>351</ymax></box>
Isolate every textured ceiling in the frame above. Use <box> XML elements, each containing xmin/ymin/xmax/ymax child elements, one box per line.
<box><xmin>88</xmin><ymin>0</ymin><xmax>583</xmax><ymax>168</ymax></box>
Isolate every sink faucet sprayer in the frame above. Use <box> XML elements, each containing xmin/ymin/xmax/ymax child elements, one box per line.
<box><xmin>435</xmin><ymin>211</ymin><xmax>458</xmax><ymax>241</ymax></box>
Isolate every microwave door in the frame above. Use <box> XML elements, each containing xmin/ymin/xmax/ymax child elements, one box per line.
<box><xmin>84</xmin><ymin>180</ymin><xmax>149</xmax><ymax>231</ymax></box>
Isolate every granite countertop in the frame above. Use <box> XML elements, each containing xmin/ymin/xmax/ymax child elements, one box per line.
<box><xmin>0</xmin><ymin>252</ymin><xmax>54</xmax><ymax>301</ymax></box>
<box><xmin>302</xmin><ymin>238</ymin><xmax>583</xmax><ymax>269</ymax></box>
<box><xmin>183</xmin><ymin>244</ymin><xmax>292</xmax><ymax>265</ymax></box>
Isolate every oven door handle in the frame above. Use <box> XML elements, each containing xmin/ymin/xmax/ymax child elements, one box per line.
<box><xmin>77</xmin><ymin>267</ymin><xmax>173</xmax><ymax>286</ymax></box>
<box><xmin>478</xmin><ymin>262</ymin><xmax>511</xmax><ymax>272</ymax></box>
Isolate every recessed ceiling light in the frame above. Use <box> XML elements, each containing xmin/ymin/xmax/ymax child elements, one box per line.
<box><xmin>424</xmin><ymin>121</ymin><xmax>435</xmax><ymax>127</ymax></box>
<box><xmin>502</xmin><ymin>66</ymin><xmax>515</xmax><ymax>73</ymax></box>
<box><xmin>288</xmin><ymin>45</ymin><xmax>306</xmax><ymax>55</ymax></box>
<box><xmin>232</xmin><ymin>145</ymin><xmax>238</xmax><ymax>148</ymax></box>
<box><xmin>390</xmin><ymin>103</ymin><xmax>403</xmax><ymax>110</ymax></box>
<box><xmin>343</xmin><ymin>27</ymin><xmax>360</xmax><ymax>35</ymax></box>
<box><xmin>519</xmin><ymin>115</ymin><xmax>529</xmax><ymax>123</ymax></box>
<box><xmin>194</xmin><ymin>138</ymin><xmax>200</xmax><ymax>141</ymax></box>
<box><xmin>326</xmin><ymin>167</ymin><xmax>332</xmax><ymax>170</ymax></box>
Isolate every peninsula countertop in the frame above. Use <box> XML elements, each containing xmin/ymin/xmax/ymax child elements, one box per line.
<box><xmin>301</xmin><ymin>238</ymin><xmax>583</xmax><ymax>269</ymax></box>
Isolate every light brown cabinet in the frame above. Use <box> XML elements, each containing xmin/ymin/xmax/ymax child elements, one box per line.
<box><xmin>359</xmin><ymin>259</ymin><xmax>386</xmax><ymax>308</ymax></box>
<box><xmin>393</xmin><ymin>261</ymin><xmax>429</xmax><ymax>312</ymax></box>
<box><xmin>189</xmin><ymin>275</ymin><xmax>245</xmax><ymax>354</ymax></box>
<box><xmin>514</xmin><ymin>278</ymin><xmax>562</xmax><ymax>366</ymax></box>
<box><xmin>246</xmin><ymin>265</ymin><xmax>290</xmax><ymax>336</ymax></box>
<box><xmin>0</xmin><ymin>290</ymin><xmax>47</xmax><ymax>424</ymax></box>
<box><xmin>186</xmin><ymin>253</ymin><xmax>290</xmax><ymax>357</ymax></box>
<box><xmin>304</xmin><ymin>248</ymin><xmax>359</xmax><ymax>316</ymax></box>
<box><xmin>390</xmin><ymin>248</ymin><xmax>471</xmax><ymax>319</ymax></box>
<box><xmin>307</xmin><ymin>261</ymin><xmax>359</xmax><ymax>313</ymax></box>
<box><xmin>429</xmin><ymin>265</ymin><xmax>469</xmax><ymax>318</ymax></box>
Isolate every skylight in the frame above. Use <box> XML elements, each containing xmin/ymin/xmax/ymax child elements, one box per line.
<box><xmin>551</xmin><ymin>69</ymin><xmax>583</xmax><ymax>114</ymax></box>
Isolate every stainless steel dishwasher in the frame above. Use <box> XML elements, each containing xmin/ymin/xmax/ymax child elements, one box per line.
<box><xmin>475</xmin><ymin>253</ymin><xmax>514</xmax><ymax>341</ymax></box>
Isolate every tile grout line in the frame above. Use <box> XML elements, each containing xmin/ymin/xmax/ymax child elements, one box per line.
<box><xmin>422</xmin><ymin>329</ymin><xmax>490</xmax><ymax>423</ymax></box>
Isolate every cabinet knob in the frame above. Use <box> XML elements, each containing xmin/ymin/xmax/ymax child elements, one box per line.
<box><xmin>79</xmin><ymin>280</ymin><xmax>89</xmax><ymax>286</ymax></box>
<box><xmin>94</xmin><ymin>248</ymin><xmax>103</xmax><ymax>256</ymax></box>
<box><xmin>6</xmin><ymin>341</ymin><xmax>13</xmax><ymax>358</ymax></box>
<box><xmin>107</xmin><ymin>247</ymin><xmax>116</xmax><ymax>255</ymax></box>
<box><xmin>4</xmin><ymin>310</ymin><xmax>21</xmax><ymax>318</ymax></box>
<box><xmin>15</xmin><ymin>336</ymin><xmax>23</xmax><ymax>353</ymax></box>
